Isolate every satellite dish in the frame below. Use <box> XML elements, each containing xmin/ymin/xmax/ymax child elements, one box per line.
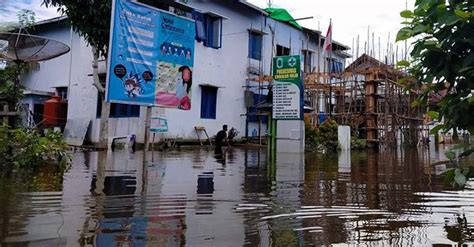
<box><xmin>0</xmin><ymin>31</ymin><xmax>70</xmax><ymax>63</ymax></box>
<box><xmin>0</xmin><ymin>30</ymin><xmax>70</xmax><ymax>126</ymax></box>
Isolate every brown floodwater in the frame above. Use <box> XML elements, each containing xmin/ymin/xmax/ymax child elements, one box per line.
<box><xmin>0</xmin><ymin>145</ymin><xmax>473</xmax><ymax>246</ymax></box>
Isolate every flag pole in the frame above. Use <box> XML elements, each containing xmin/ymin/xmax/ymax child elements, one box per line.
<box><xmin>317</xmin><ymin>21</ymin><xmax>321</xmax><ymax>113</ymax></box>
<box><xmin>328</xmin><ymin>18</ymin><xmax>332</xmax><ymax>118</ymax></box>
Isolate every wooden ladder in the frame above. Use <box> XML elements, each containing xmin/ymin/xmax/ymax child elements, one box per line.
<box><xmin>194</xmin><ymin>126</ymin><xmax>212</xmax><ymax>146</ymax></box>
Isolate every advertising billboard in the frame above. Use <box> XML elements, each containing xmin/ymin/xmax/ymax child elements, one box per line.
<box><xmin>106</xmin><ymin>0</ymin><xmax>195</xmax><ymax>110</ymax></box>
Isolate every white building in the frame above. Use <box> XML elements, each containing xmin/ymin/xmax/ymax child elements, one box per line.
<box><xmin>21</xmin><ymin>0</ymin><xmax>350</xmax><ymax>145</ymax></box>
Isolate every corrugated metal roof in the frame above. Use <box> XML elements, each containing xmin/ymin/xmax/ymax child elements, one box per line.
<box><xmin>34</xmin><ymin>16</ymin><xmax>68</xmax><ymax>26</ymax></box>
<box><xmin>237</xmin><ymin>0</ymin><xmax>269</xmax><ymax>15</ymax></box>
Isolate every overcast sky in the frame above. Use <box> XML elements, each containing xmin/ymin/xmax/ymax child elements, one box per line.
<box><xmin>0</xmin><ymin>0</ymin><xmax>59</xmax><ymax>24</ymax></box>
<box><xmin>1</xmin><ymin>0</ymin><xmax>415</xmax><ymax>61</ymax></box>
<box><xmin>248</xmin><ymin>0</ymin><xmax>416</xmax><ymax>61</ymax></box>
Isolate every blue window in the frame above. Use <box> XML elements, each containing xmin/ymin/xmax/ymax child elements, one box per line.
<box><xmin>192</xmin><ymin>11</ymin><xmax>222</xmax><ymax>49</ymax></box>
<box><xmin>205</xmin><ymin>15</ymin><xmax>222</xmax><ymax>48</ymax></box>
<box><xmin>192</xmin><ymin>11</ymin><xmax>206</xmax><ymax>43</ymax></box>
<box><xmin>247</xmin><ymin>93</ymin><xmax>268</xmax><ymax>123</ymax></box>
<box><xmin>200</xmin><ymin>86</ymin><xmax>217</xmax><ymax>119</ymax></box>
<box><xmin>303</xmin><ymin>50</ymin><xmax>313</xmax><ymax>73</ymax></box>
<box><xmin>110</xmin><ymin>103</ymin><xmax>140</xmax><ymax>118</ymax></box>
<box><xmin>276</xmin><ymin>45</ymin><xmax>290</xmax><ymax>56</ymax></box>
<box><xmin>97</xmin><ymin>95</ymin><xmax>140</xmax><ymax>118</ymax></box>
<box><xmin>329</xmin><ymin>59</ymin><xmax>343</xmax><ymax>73</ymax></box>
<box><xmin>56</xmin><ymin>86</ymin><xmax>68</xmax><ymax>100</ymax></box>
<box><xmin>249</xmin><ymin>31</ymin><xmax>262</xmax><ymax>60</ymax></box>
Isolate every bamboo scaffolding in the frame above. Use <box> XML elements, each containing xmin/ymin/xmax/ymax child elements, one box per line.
<box><xmin>303</xmin><ymin>53</ymin><xmax>424</xmax><ymax>148</ymax></box>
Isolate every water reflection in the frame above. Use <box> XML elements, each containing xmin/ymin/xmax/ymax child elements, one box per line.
<box><xmin>0</xmin><ymin>146</ymin><xmax>473</xmax><ymax>246</ymax></box>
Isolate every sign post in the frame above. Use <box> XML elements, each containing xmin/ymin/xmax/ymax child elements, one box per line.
<box><xmin>272</xmin><ymin>55</ymin><xmax>303</xmax><ymax>120</ymax></box>
<box><xmin>271</xmin><ymin>55</ymin><xmax>305</xmax><ymax>153</ymax></box>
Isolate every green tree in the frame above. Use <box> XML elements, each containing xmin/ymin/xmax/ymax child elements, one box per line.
<box><xmin>398</xmin><ymin>0</ymin><xmax>474</xmax><ymax>188</ymax></box>
<box><xmin>42</xmin><ymin>0</ymin><xmax>112</xmax><ymax>148</ymax></box>
<box><xmin>17</xmin><ymin>9</ymin><xmax>36</xmax><ymax>29</ymax></box>
<box><xmin>0</xmin><ymin>10</ymin><xmax>36</xmax><ymax>113</ymax></box>
<box><xmin>0</xmin><ymin>9</ymin><xmax>35</xmax><ymax>31</ymax></box>
<box><xmin>396</xmin><ymin>0</ymin><xmax>474</xmax><ymax>134</ymax></box>
<box><xmin>0</xmin><ymin>65</ymin><xmax>26</xmax><ymax>109</ymax></box>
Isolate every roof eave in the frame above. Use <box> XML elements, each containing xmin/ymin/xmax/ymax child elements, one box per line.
<box><xmin>238</xmin><ymin>0</ymin><xmax>269</xmax><ymax>16</ymax></box>
<box><xmin>33</xmin><ymin>16</ymin><xmax>68</xmax><ymax>27</ymax></box>
<box><xmin>302</xmin><ymin>27</ymin><xmax>322</xmax><ymax>35</ymax></box>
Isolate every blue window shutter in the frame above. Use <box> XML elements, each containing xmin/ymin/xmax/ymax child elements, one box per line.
<box><xmin>332</xmin><ymin>61</ymin><xmax>342</xmax><ymax>73</ymax></box>
<box><xmin>192</xmin><ymin>11</ymin><xmax>206</xmax><ymax>43</ymax></box>
<box><xmin>210</xmin><ymin>88</ymin><xmax>217</xmax><ymax>119</ymax></box>
<box><xmin>330</xmin><ymin>60</ymin><xmax>340</xmax><ymax>73</ymax></box>
<box><xmin>248</xmin><ymin>32</ymin><xmax>252</xmax><ymax>58</ymax></box>
<box><xmin>249</xmin><ymin>32</ymin><xmax>262</xmax><ymax>60</ymax></box>
<box><xmin>200</xmin><ymin>87</ymin><xmax>217</xmax><ymax>119</ymax></box>
<box><xmin>219</xmin><ymin>18</ymin><xmax>223</xmax><ymax>48</ymax></box>
<box><xmin>130</xmin><ymin>105</ymin><xmax>140</xmax><ymax>117</ymax></box>
<box><xmin>205</xmin><ymin>15</ymin><xmax>213</xmax><ymax>47</ymax></box>
<box><xmin>203</xmin><ymin>15</ymin><xmax>222</xmax><ymax>49</ymax></box>
<box><xmin>249</xmin><ymin>32</ymin><xmax>253</xmax><ymax>58</ymax></box>
<box><xmin>110</xmin><ymin>103</ymin><xmax>117</xmax><ymax>117</ymax></box>
<box><xmin>200</xmin><ymin>89</ymin><xmax>207</xmax><ymax>119</ymax></box>
<box><xmin>256</xmin><ymin>35</ymin><xmax>262</xmax><ymax>59</ymax></box>
<box><xmin>330</xmin><ymin>60</ymin><xmax>343</xmax><ymax>73</ymax></box>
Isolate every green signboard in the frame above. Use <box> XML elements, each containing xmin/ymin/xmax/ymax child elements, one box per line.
<box><xmin>272</xmin><ymin>55</ymin><xmax>302</xmax><ymax>120</ymax></box>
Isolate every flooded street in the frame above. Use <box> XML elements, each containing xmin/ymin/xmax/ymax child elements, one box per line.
<box><xmin>1</xmin><ymin>146</ymin><xmax>473</xmax><ymax>246</ymax></box>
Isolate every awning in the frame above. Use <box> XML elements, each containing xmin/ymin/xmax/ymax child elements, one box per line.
<box><xmin>204</xmin><ymin>11</ymin><xmax>229</xmax><ymax>20</ymax></box>
<box><xmin>199</xmin><ymin>83</ymin><xmax>225</xmax><ymax>88</ymax></box>
<box><xmin>248</xmin><ymin>28</ymin><xmax>268</xmax><ymax>35</ymax></box>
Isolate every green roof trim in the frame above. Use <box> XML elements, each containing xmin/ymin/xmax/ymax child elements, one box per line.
<box><xmin>264</xmin><ymin>8</ymin><xmax>303</xmax><ymax>30</ymax></box>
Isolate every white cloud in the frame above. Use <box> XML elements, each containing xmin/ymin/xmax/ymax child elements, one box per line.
<box><xmin>0</xmin><ymin>0</ymin><xmax>415</xmax><ymax>61</ymax></box>
<box><xmin>0</xmin><ymin>0</ymin><xmax>60</xmax><ymax>24</ymax></box>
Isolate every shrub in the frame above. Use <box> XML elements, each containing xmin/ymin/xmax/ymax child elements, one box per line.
<box><xmin>351</xmin><ymin>138</ymin><xmax>367</xmax><ymax>150</ymax></box>
<box><xmin>305</xmin><ymin>119</ymin><xmax>339</xmax><ymax>152</ymax></box>
<box><xmin>0</xmin><ymin>125</ymin><xmax>70</xmax><ymax>171</ymax></box>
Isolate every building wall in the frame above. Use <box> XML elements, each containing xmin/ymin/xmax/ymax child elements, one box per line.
<box><xmin>22</xmin><ymin>23</ymin><xmax>72</xmax><ymax>92</ymax></box>
<box><xmin>21</xmin><ymin>1</ymin><xmax>348</xmax><ymax>144</ymax></box>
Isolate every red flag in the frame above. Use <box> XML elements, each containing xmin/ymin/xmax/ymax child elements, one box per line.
<box><xmin>323</xmin><ymin>20</ymin><xmax>332</xmax><ymax>53</ymax></box>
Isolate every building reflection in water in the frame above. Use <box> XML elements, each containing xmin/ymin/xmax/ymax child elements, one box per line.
<box><xmin>196</xmin><ymin>171</ymin><xmax>214</xmax><ymax>215</ymax></box>
<box><xmin>298</xmin><ymin>147</ymin><xmax>447</xmax><ymax>245</ymax></box>
<box><xmin>2</xmin><ymin>146</ymin><xmax>474</xmax><ymax>246</ymax></box>
<box><xmin>241</xmin><ymin>148</ymin><xmax>271</xmax><ymax>247</ymax></box>
<box><xmin>84</xmin><ymin>151</ymin><xmax>187</xmax><ymax>246</ymax></box>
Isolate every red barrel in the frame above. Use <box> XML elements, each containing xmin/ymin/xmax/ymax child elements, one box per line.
<box><xmin>43</xmin><ymin>95</ymin><xmax>68</xmax><ymax>127</ymax></box>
